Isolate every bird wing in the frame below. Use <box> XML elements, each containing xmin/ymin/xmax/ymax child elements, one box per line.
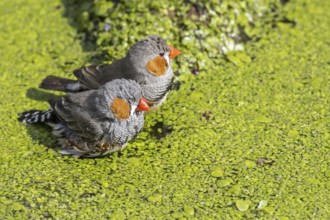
<box><xmin>49</xmin><ymin>92</ymin><xmax>104</xmax><ymax>141</ymax></box>
<box><xmin>73</xmin><ymin>58</ymin><xmax>127</xmax><ymax>89</ymax></box>
<box><xmin>39</xmin><ymin>75</ymin><xmax>77</xmax><ymax>91</ymax></box>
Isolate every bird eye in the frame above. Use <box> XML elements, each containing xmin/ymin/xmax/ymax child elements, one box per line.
<box><xmin>160</xmin><ymin>53</ymin><xmax>164</xmax><ymax>57</ymax></box>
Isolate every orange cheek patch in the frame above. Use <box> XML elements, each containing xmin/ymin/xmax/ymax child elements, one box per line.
<box><xmin>110</xmin><ymin>98</ymin><xmax>130</xmax><ymax>120</ymax></box>
<box><xmin>146</xmin><ymin>56</ymin><xmax>167</xmax><ymax>76</ymax></box>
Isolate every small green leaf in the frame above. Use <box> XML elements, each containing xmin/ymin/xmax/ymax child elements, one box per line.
<box><xmin>217</xmin><ymin>178</ymin><xmax>233</xmax><ymax>187</ymax></box>
<box><xmin>211</xmin><ymin>166</ymin><xmax>224</xmax><ymax>177</ymax></box>
<box><xmin>244</xmin><ymin>160</ymin><xmax>256</xmax><ymax>168</ymax></box>
<box><xmin>255</xmin><ymin>115</ymin><xmax>272</xmax><ymax>123</ymax></box>
<box><xmin>148</xmin><ymin>194</ymin><xmax>162</xmax><ymax>203</ymax></box>
<box><xmin>263</xmin><ymin>206</ymin><xmax>275</xmax><ymax>214</ymax></box>
<box><xmin>184</xmin><ymin>205</ymin><xmax>195</xmax><ymax>216</ymax></box>
<box><xmin>235</xmin><ymin>200</ymin><xmax>251</xmax><ymax>211</ymax></box>
<box><xmin>11</xmin><ymin>202</ymin><xmax>25</xmax><ymax>211</ymax></box>
<box><xmin>257</xmin><ymin>200</ymin><xmax>268</xmax><ymax>209</ymax></box>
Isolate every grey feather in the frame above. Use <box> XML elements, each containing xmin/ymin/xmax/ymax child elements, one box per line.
<box><xmin>19</xmin><ymin>79</ymin><xmax>146</xmax><ymax>158</ymax></box>
<box><xmin>38</xmin><ymin>35</ymin><xmax>176</xmax><ymax>108</ymax></box>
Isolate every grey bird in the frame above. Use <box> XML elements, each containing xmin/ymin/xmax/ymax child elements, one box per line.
<box><xmin>18</xmin><ymin>79</ymin><xmax>150</xmax><ymax>158</ymax></box>
<box><xmin>39</xmin><ymin>35</ymin><xmax>181</xmax><ymax>109</ymax></box>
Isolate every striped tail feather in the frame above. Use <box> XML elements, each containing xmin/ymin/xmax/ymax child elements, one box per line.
<box><xmin>18</xmin><ymin>110</ymin><xmax>55</xmax><ymax>124</ymax></box>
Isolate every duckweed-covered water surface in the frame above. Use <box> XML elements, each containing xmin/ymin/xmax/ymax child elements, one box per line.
<box><xmin>0</xmin><ymin>0</ymin><xmax>329</xmax><ymax>219</ymax></box>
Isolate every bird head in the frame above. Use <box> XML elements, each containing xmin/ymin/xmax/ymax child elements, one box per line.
<box><xmin>98</xmin><ymin>79</ymin><xmax>150</xmax><ymax>122</ymax></box>
<box><xmin>86</xmin><ymin>79</ymin><xmax>150</xmax><ymax>145</ymax></box>
<box><xmin>126</xmin><ymin>35</ymin><xmax>181</xmax><ymax>77</ymax></box>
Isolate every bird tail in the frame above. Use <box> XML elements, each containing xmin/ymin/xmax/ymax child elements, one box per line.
<box><xmin>18</xmin><ymin>110</ymin><xmax>56</xmax><ymax>124</ymax></box>
<box><xmin>39</xmin><ymin>75</ymin><xmax>77</xmax><ymax>92</ymax></box>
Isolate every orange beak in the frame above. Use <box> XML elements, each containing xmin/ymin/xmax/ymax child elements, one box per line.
<box><xmin>168</xmin><ymin>45</ymin><xmax>181</xmax><ymax>59</ymax></box>
<box><xmin>136</xmin><ymin>97</ymin><xmax>150</xmax><ymax>112</ymax></box>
